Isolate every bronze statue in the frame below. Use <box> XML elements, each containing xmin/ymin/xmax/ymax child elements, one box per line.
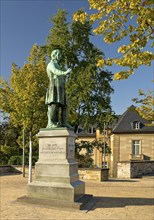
<box><xmin>45</xmin><ymin>49</ymin><xmax>72</xmax><ymax>128</ymax></box>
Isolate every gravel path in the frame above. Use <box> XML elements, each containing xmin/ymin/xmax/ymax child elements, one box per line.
<box><xmin>0</xmin><ymin>174</ymin><xmax>154</xmax><ymax>220</ymax></box>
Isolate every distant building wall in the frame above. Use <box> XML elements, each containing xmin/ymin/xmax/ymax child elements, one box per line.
<box><xmin>118</xmin><ymin>134</ymin><xmax>154</xmax><ymax>161</ymax></box>
<box><xmin>130</xmin><ymin>160</ymin><xmax>154</xmax><ymax>178</ymax></box>
<box><xmin>117</xmin><ymin>161</ymin><xmax>154</xmax><ymax>178</ymax></box>
<box><xmin>110</xmin><ymin>134</ymin><xmax>120</xmax><ymax>177</ymax></box>
<box><xmin>110</xmin><ymin>133</ymin><xmax>154</xmax><ymax>177</ymax></box>
<box><xmin>117</xmin><ymin>162</ymin><xmax>131</xmax><ymax>178</ymax></box>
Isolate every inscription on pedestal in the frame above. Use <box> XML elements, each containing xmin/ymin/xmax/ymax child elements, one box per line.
<box><xmin>41</xmin><ymin>144</ymin><xmax>65</xmax><ymax>154</ymax></box>
<box><xmin>39</xmin><ymin>137</ymin><xmax>66</xmax><ymax>161</ymax></box>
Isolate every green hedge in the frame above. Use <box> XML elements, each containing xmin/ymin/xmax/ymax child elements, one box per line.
<box><xmin>0</xmin><ymin>151</ymin><xmax>9</xmax><ymax>165</ymax></box>
<box><xmin>8</xmin><ymin>155</ymin><xmax>38</xmax><ymax>166</ymax></box>
<box><xmin>76</xmin><ymin>153</ymin><xmax>94</xmax><ymax>168</ymax></box>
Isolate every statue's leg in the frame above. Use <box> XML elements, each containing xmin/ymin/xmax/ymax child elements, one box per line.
<box><xmin>61</xmin><ymin>105</ymin><xmax>72</xmax><ymax>128</ymax></box>
<box><xmin>46</xmin><ymin>104</ymin><xmax>58</xmax><ymax>128</ymax></box>
<box><xmin>54</xmin><ymin>104</ymin><xmax>59</xmax><ymax>125</ymax></box>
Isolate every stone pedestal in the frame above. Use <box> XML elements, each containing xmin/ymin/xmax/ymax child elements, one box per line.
<box><xmin>24</xmin><ymin>128</ymin><xmax>91</xmax><ymax>209</ymax></box>
<box><xmin>101</xmin><ymin>168</ymin><xmax>109</xmax><ymax>181</ymax></box>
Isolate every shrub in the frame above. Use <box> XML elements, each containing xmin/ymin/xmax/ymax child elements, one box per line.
<box><xmin>76</xmin><ymin>152</ymin><xmax>94</xmax><ymax>168</ymax></box>
<box><xmin>0</xmin><ymin>151</ymin><xmax>9</xmax><ymax>165</ymax></box>
<box><xmin>8</xmin><ymin>155</ymin><xmax>38</xmax><ymax>166</ymax></box>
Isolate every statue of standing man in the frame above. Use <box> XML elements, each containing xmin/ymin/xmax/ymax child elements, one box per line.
<box><xmin>45</xmin><ymin>49</ymin><xmax>72</xmax><ymax>128</ymax></box>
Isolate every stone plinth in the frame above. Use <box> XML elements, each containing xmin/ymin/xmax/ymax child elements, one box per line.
<box><xmin>26</xmin><ymin>128</ymin><xmax>88</xmax><ymax>208</ymax></box>
<box><xmin>78</xmin><ymin>168</ymin><xmax>109</xmax><ymax>181</ymax></box>
<box><xmin>117</xmin><ymin>160</ymin><xmax>154</xmax><ymax>178</ymax></box>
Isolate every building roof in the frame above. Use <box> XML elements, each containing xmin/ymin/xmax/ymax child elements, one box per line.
<box><xmin>77</xmin><ymin>131</ymin><xmax>96</xmax><ymax>137</ymax></box>
<box><xmin>77</xmin><ymin>127</ymin><xmax>96</xmax><ymax>137</ymax></box>
<box><xmin>108</xmin><ymin>115</ymin><xmax>122</xmax><ymax>129</ymax></box>
<box><xmin>112</xmin><ymin>105</ymin><xmax>154</xmax><ymax>134</ymax></box>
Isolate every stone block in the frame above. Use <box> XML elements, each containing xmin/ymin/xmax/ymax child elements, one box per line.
<box><xmin>25</xmin><ymin>128</ymin><xmax>88</xmax><ymax>208</ymax></box>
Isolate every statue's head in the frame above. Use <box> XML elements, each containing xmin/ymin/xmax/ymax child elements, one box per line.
<box><xmin>51</xmin><ymin>49</ymin><xmax>61</xmax><ymax>61</ymax></box>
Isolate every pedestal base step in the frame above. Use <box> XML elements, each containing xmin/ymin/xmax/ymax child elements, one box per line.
<box><xmin>17</xmin><ymin>194</ymin><xmax>96</xmax><ymax>211</ymax></box>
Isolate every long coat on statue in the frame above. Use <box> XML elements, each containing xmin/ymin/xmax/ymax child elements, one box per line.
<box><xmin>45</xmin><ymin>60</ymin><xmax>67</xmax><ymax>106</ymax></box>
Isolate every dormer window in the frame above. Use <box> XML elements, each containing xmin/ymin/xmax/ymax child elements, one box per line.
<box><xmin>131</xmin><ymin>121</ymin><xmax>141</xmax><ymax>130</ymax></box>
<box><xmin>134</xmin><ymin>122</ymin><xmax>140</xmax><ymax>129</ymax></box>
<box><xmin>88</xmin><ymin>126</ymin><xmax>96</xmax><ymax>134</ymax></box>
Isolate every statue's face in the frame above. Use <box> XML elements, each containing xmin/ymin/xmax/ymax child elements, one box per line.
<box><xmin>56</xmin><ymin>52</ymin><xmax>61</xmax><ymax>61</ymax></box>
<box><xmin>51</xmin><ymin>50</ymin><xmax>61</xmax><ymax>61</ymax></box>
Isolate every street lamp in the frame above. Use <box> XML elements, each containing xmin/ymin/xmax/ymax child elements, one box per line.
<box><xmin>103</xmin><ymin>120</ymin><xmax>106</xmax><ymax>168</ymax></box>
<box><xmin>28</xmin><ymin>131</ymin><xmax>32</xmax><ymax>183</ymax></box>
<box><xmin>22</xmin><ymin>129</ymin><xmax>25</xmax><ymax>177</ymax></box>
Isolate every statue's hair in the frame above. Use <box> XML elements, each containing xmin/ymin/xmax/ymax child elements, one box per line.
<box><xmin>51</xmin><ymin>49</ymin><xmax>60</xmax><ymax>60</ymax></box>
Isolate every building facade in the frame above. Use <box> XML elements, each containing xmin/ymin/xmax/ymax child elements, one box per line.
<box><xmin>77</xmin><ymin>106</ymin><xmax>154</xmax><ymax>177</ymax></box>
<box><xmin>110</xmin><ymin>107</ymin><xmax>154</xmax><ymax>177</ymax></box>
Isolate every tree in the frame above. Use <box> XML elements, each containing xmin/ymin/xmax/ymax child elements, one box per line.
<box><xmin>45</xmin><ymin>9</ymin><xmax>114</xmax><ymax>130</ymax></box>
<box><xmin>75</xmin><ymin>139</ymin><xmax>111</xmax><ymax>168</ymax></box>
<box><xmin>73</xmin><ymin>0</ymin><xmax>154</xmax><ymax>80</ymax></box>
<box><xmin>0</xmin><ymin>44</ymin><xmax>48</xmax><ymax>149</ymax></box>
<box><xmin>0</xmin><ymin>120</ymin><xmax>19</xmax><ymax>147</ymax></box>
<box><xmin>91</xmin><ymin>139</ymin><xmax>111</xmax><ymax>155</ymax></box>
<box><xmin>46</xmin><ymin>10</ymin><xmax>71</xmax><ymax>64</ymax></box>
<box><xmin>132</xmin><ymin>88</ymin><xmax>154</xmax><ymax>122</ymax></box>
<box><xmin>0</xmin><ymin>120</ymin><xmax>21</xmax><ymax>165</ymax></box>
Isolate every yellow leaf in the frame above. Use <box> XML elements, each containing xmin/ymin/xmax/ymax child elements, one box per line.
<box><xmin>97</xmin><ymin>59</ymin><xmax>105</xmax><ymax>67</ymax></box>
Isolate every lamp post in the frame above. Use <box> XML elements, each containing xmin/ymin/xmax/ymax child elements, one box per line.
<box><xmin>103</xmin><ymin>121</ymin><xmax>106</xmax><ymax>168</ymax></box>
<box><xmin>28</xmin><ymin>131</ymin><xmax>32</xmax><ymax>183</ymax></box>
<box><xmin>22</xmin><ymin>129</ymin><xmax>25</xmax><ymax>177</ymax></box>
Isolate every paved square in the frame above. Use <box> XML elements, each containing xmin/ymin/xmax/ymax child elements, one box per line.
<box><xmin>1</xmin><ymin>174</ymin><xmax>154</xmax><ymax>220</ymax></box>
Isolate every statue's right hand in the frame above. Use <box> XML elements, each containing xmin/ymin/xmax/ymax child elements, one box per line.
<box><xmin>65</xmin><ymin>68</ymin><xmax>72</xmax><ymax>75</ymax></box>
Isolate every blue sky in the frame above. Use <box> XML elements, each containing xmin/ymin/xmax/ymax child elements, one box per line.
<box><xmin>1</xmin><ymin>0</ymin><xmax>153</xmax><ymax>115</ymax></box>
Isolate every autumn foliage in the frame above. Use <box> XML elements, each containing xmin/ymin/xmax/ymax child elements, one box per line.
<box><xmin>74</xmin><ymin>0</ymin><xmax>154</xmax><ymax>80</ymax></box>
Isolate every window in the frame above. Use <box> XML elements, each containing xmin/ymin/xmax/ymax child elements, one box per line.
<box><xmin>102</xmin><ymin>162</ymin><xmax>108</xmax><ymax>168</ymax></box>
<box><xmin>132</xmin><ymin>140</ymin><xmax>140</xmax><ymax>155</ymax></box>
<box><xmin>134</xmin><ymin>122</ymin><xmax>140</xmax><ymax>129</ymax></box>
<box><xmin>89</xmin><ymin>126</ymin><xmax>96</xmax><ymax>134</ymax></box>
<box><xmin>131</xmin><ymin>121</ymin><xmax>141</xmax><ymax>130</ymax></box>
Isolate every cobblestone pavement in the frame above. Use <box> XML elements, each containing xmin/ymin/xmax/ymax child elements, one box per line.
<box><xmin>0</xmin><ymin>174</ymin><xmax>154</xmax><ymax>220</ymax></box>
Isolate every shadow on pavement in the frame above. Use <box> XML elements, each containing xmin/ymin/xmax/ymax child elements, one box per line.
<box><xmin>0</xmin><ymin>165</ymin><xmax>22</xmax><ymax>176</ymax></box>
<box><xmin>0</xmin><ymin>172</ymin><xmax>22</xmax><ymax>176</ymax></box>
<box><xmin>0</xmin><ymin>170</ymin><xmax>22</xmax><ymax>176</ymax></box>
<box><xmin>91</xmin><ymin>196</ymin><xmax>154</xmax><ymax>210</ymax></box>
<box><xmin>106</xmin><ymin>179</ymin><xmax>139</xmax><ymax>182</ymax></box>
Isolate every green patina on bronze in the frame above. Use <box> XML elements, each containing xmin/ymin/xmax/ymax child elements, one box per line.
<box><xmin>45</xmin><ymin>49</ymin><xmax>72</xmax><ymax>128</ymax></box>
